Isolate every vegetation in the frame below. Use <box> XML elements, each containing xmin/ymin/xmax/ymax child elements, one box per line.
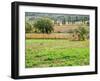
<box><xmin>25</xmin><ymin>12</ymin><xmax>89</xmax><ymax>25</ymax></box>
<box><xmin>34</xmin><ymin>18</ymin><xmax>54</xmax><ymax>34</ymax></box>
<box><xmin>25</xmin><ymin>22</ymin><xmax>32</xmax><ymax>33</ymax></box>
<box><xmin>25</xmin><ymin>39</ymin><xmax>89</xmax><ymax>68</ymax></box>
<box><xmin>25</xmin><ymin>12</ymin><xmax>90</xmax><ymax>68</ymax></box>
<box><xmin>73</xmin><ymin>26</ymin><xmax>89</xmax><ymax>40</ymax></box>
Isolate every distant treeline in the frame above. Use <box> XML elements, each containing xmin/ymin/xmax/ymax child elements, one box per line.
<box><xmin>25</xmin><ymin>12</ymin><xmax>89</xmax><ymax>25</ymax></box>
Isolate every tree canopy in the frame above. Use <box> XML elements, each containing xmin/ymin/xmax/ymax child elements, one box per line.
<box><xmin>34</xmin><ymin>18</ymin><xmax>54</xmax><ymax>34</ymax></box>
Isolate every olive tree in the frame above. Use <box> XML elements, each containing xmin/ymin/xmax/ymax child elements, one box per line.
<box><xmin>34</xmin><ymin>18</ymin><xmax>54</xmax><ymax>34</ymax></box>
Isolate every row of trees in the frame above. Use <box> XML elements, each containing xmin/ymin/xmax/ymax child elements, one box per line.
<box><xmin>26</xmin><ymin>13</ymin><xmax>89</xmax><ymax>26</ymax></box>
<box><xmin>53</xmin><ymin>16</ymin><xmax>89</xmax><ymax>25</ymax></box>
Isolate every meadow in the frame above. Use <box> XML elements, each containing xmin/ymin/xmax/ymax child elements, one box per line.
<box><xmin>25</xmin><ymin>12</ymin><xmax>89</xmax><ymax>68</ymax></box>
<box><xmin>25</xmin><ymin>39</ymin><xmax>89</xmax><ymax>68</ymax></box>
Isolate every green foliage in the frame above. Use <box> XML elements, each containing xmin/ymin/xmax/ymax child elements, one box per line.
<box><xmin>74</xmin><ymin>26</ymin><xmax>89</xmax><ymax>40</ymax></box>
<box><xmin>25</xmin><ymin>22</ymin><xmax>32</xmax><ymax>33</ymax></box>
<box><xmin>62</xmin><ymin>17</ymin><xmax>66</xmax><ymax>24</ymax></box>
<box><xmin>25</xmin><ymin>39</ymin><xmax>89</xmax><ymax>68</ymax></box>
<box><xmin>34</xmin><ymin>18</ymin><xmax>54</xmax><ymax>33</ymax></box>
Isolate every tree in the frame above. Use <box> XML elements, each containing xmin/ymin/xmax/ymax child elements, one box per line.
<box><xmin>34</xmin><ymin>18</ymin><xmax>54</xmax><ymax>34</ymax></box>
<box><xmin>73</xmin><ymin>26</ymin><xmax>88</xmax><ymax>40</ymax></box>
<box><xmin>68</xmin><ymin>16</ymin><xmax>71</xmax><ymax>24</ymax></box>
<box><xmin>25</xmin><ymin>22</ymin><xmax>32</xmax><ymax>33</ymax></box>
<box><xmin>71</xmin><ymin>17</ymin><xmax>75</xmax><ymax>24</ymax></box>
<box><xmin>75</xmin><ymin>16</ymin><xmax>78</xmax><ymax>22</ymax></box>
<box><xmin>62</xmin><ymin>17</ymin><xmax>66</xmax><ymax>25</ymax></box>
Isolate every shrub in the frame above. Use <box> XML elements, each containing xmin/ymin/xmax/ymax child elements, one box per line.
<box><xmin>25</xmin><ymin>22</ymin><xmax>32</xmax><ymax>33</ymax></box>
<box><xmin>72</xmin><ymin>26</ymin><xmax>89</xmax><ymax>41</ymax></box>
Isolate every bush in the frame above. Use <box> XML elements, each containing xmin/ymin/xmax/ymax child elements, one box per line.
<box><xmin>25</xmin><ymin>22</ymin><xmax>32</xmax><ymax>33</ymax></box>
<box><xmin>72</xmin><ymin>26</ymin><xmax>89</xmax><ymax>41</ymax></box>
<box><xmin>34</xmin><ymin>18</ymin><xmax>54</xmax><ymax>34</ymax></box>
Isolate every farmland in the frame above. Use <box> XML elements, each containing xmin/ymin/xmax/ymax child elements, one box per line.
<box><xmin>25</xmin><ymin>39</ymin><xmax>89</xmax><ymax>68</ymax></box>
<box><xmin>25</xmin><ymin>12</ymin><xmax>90</xmax><ymax>68</ymax></box>
<box><xmin>26</xmin><ymin>24</ymin><xmax>88</xmax><ymax>39</ymax></box>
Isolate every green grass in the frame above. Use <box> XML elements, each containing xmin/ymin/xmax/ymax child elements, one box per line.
<box><xmin>25</xmin><ymin>39</ymin><xmax>89</xmax><ymax>68</ymax></box>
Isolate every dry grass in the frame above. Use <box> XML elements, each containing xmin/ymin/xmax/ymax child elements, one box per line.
<box><xmin>26</xmin><ymin>33</ymin><xmax>70</xmax><ymax>39</ymax></box>
<box><xmin>26</xmin><ymin>24</ymin><xmax>88</xmax><ymax>39</ymax></box>
<box><xmin>54</xmin><ymin>24</ymin><xmax>80</xmax><ymax>33</ymax></box>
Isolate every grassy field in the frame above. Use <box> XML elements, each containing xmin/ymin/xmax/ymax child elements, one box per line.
<box><xmin>25</xmin><ymin>39</ymin><xmax>89</xmax><ymax>68</ymax></box>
